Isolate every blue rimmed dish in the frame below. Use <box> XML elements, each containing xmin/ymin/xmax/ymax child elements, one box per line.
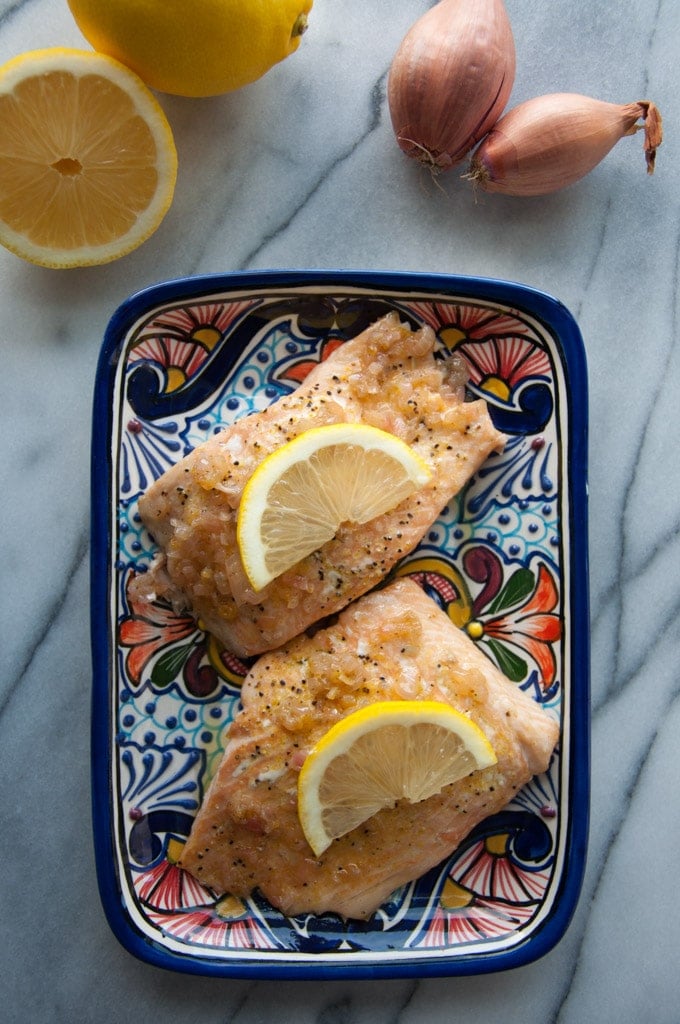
<box><xmin>91</xmin><ymin>269</ymin><xmax>589</xmax><ymax>978</ymax></box>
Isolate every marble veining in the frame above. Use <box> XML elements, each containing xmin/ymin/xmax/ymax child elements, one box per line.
<box><xmin>1</xmin><ymin>0</ymin><xmax>678</xmax><ymax>1021</ymax></box>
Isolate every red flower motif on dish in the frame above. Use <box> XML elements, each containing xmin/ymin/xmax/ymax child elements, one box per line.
<box><xmin>409</xmin><ymin>300</ymin><xmax>551</xmax><ymax>404</ymax></box>
<box><xmin>410</xmin><ymin>300</ymin><xmax>538</xmax><ymax>347</ymax></box>
<box><xmin>128</xmin><ymin>300</ymin><xmax>254</xmax><ymax>391</ymax></box>
<box><xmin>452</xmin><ymin>833</ymin><xmax>551</xmax><ymax>903</ymax></box>
<box><xmin>279</xmin><ymin>335</ymin><xmax>345</xmax><ymax>385</ymax></box>
<box><xmin>413</xmin><ymin>823</ymin><xmax>552</xmax><ymax>949</ymax></box>
<box><xmin>473</xmin><ymin>561</ymin><xmax>561</xmax><ymax>688</ymax></box>
<box><xmin>416</xmin><ymin>893</ymin><xmax>537</xmax><ymax>948</ymax></box>
<box><xmin>146</xmin><ymin>905</ymin><xmax>278</xmax><ymax>950</ymax></box>
<box><xmin>402</xmin><ymin>552</ymin><xmax>561</xmax><ymax>690</ymax></box>
<box><xmin>133</xmin><ymin>842</ymin><xmax>277</xmax><ymax>951</ymax></box>
<box><xmin>118</xmin><ymin>571</ymin><xmax>248</xmax><ymax>695</ymax></box>
<box><xmin>134</xmin><ymin>852</ymin><xmax>212</xmax><ymax>911</ymax></box>
<box><xmin>119</xmin><ymin>576</ymin><xmax>198</xmax><ymax>687</ymax></box>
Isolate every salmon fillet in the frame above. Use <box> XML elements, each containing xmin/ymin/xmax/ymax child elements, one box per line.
<box><xmin>179</xmin><ymin>578</ymin><xmax>560</xmax><ymax>919</ymax></box>
<box><xmin>131</xmin><ymin>313</ymin><xmax>506</xmax><ymax>658</ymax></box>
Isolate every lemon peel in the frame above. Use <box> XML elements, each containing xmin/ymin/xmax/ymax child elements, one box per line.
<box><xmin>67</xmin><ymin>0</ymin><xmax>314</xmax><ymax>97</ymax></box>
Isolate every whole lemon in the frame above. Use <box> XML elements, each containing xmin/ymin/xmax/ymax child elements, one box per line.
<box><xmin>66</xmin><ymin>0</ymin><xmax>313</xmax><ymax>97</ymax></box>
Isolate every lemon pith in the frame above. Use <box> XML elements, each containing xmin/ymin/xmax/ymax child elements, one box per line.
<box><xmin>67</xmin><ymin>0</ymin><xmax>314</xmax><ymax>97</ymax></box>
<box><xmin>0</xmin><ymin>48</ymin><xmax>177</xmax><ymax>268</ymax></box>
<box><xmin>236</xmin><ymin>423</ymin><xmax>433</xmax><ymax>592</ymax></box>
<box><xmin>298</xmin><ymin>700</ymin><xmax>497</xmax><ymax>857</ymax></box>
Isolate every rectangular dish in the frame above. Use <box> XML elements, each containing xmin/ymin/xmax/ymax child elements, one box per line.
<box><xmin>91</xmin><ymin>269</ymin><xmax>589</xmax><ymax>978</ymax></box>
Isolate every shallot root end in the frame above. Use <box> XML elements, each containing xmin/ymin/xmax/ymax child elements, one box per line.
<box><xmin>397</xmin><ymin>135</ymin><xmax>454</xmax><ymax>177</ymax></box>
<box><xmin>640</xmin><ymin>100</ymin><xmax>663</xmax><ymax>174</ymax></box>
<box><xmin>461</xmin><ymin>162</ymin><xmax>490</xmax><ymax>199</ymax></box>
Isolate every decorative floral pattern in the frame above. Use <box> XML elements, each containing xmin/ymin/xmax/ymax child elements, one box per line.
<box><xmin>102</xmin><ymin>284</ymin><xmax>579</xmax><ymax>973</ymax></box>
<box><xmin>468</xmin><ymin>556</ymin><xmax>561</xmax><ymax>691</ymax></box>
<box><xmin>401</xmin><ymin>548</ymin><xmax>560</xmax><ymax>695</ymax></box>
<box><xmin>134</xmin><ymin>843</ymin><xmax>212</xmax><ymax>911</ymax></box>
<box><xmin>146</xmin><ymin>901</ymin><xmax>281</xmax><ymax>951</ymax></box>
<box><xmin>119</xmin><ymin>571</ymin><xmax>249</xmax><ymax>697</ymax></box>
<box><xmin>278</xmin><ymin>335</ymin><xmax>346</xmax><ymax>385</ymax></box>
<box><xmin>127</xmin><ymin>300</ymin><xmax>255</xmax><ymax>389</ymax></box>
<box><xmin>408</xmin><ymin>766</ymin><xmax>558</xmax><ymax>949</ymax></box>
<box><xmin>409</xmin><ymin>300</ymin><xmax>554</xmax><ymax>436</ymax></box>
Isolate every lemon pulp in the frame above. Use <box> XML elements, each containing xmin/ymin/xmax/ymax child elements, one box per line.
<box><xmin>0</xmin><ymin>48</ymin><xmax>177</xmax><ymax>268</ymax></box>
<box><xmin>236</xmin><ymin>423</ymin><xmax>432</xmax><ymax>591</ymax></box>
<box><xmin>298</xmin><ymin>700</ymin><xmax>497</xmax><ymax>856</ymax></box>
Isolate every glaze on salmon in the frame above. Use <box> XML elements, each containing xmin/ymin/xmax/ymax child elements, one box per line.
<box><xmin>132</xmin><ymin>313</ymin><xmax>506</xmax><ymax>657</ymax></box>
<box><xmin>179</xmin><ymin>579</ymin><xmax>560</xmax><ymax>920</ymax></box>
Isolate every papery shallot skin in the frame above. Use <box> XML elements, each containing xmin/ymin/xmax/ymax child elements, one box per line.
<box><xmin>131</xmin><ymin>313</ymin><xmax>506</xmax><ymax>658</ymax></box>
<box><xmin>388</xmin><ymin>0</ymin><xmax>516</xmax><ymax>170</ymax></box>
<box><xmin>178</xmin><ymin>579</ymin><xmax>560</xmax><ymax>920</ymax></box>
<box><xmin>469</xmin><ymin>93</ymin><xmax>663</xmax><ymax>196</ymax></box>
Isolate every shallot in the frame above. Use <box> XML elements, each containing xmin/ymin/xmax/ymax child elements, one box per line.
<box><xmin>467</xmin><ymin>93</ymin><xmax>663</xmax><ymax>196</ymax></box>
<box><xmin>387</xmin><ymin>0</ymin><xmax>516</xmax><ymax>172</ymax></box>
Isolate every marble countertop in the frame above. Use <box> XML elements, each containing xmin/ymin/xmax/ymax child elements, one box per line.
<box><xmin>2</xmin><ymin>0</ymin><xmax>678</xmax><ymax>1020</ymax></box>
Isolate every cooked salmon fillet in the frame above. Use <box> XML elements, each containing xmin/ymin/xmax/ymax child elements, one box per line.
<box><xmin>179</xmin><ymin>578</ymin><xmax>560</xmax><ymax>919</ymax></box>
<box><xmin>132</xmin><ymin>313</ymin><xmax>506</xmax><ymax>657</ymax></box>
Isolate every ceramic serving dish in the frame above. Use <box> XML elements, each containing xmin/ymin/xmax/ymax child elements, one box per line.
<box><xmin>91</xmin><ymin>269</ymin><xmax>589</xmax><ymax>978</ymax></box>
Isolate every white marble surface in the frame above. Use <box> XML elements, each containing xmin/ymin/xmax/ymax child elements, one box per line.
<box><xmin>2</xmin><ymin>0</ymin><xmax>679</xmax><ymax>1020</ymax></box>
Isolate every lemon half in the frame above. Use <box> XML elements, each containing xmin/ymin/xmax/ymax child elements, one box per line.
<box><xmin>0</xmin><ymin>48</ymin><xmax>177</xmax><ymax>268</ymax></box>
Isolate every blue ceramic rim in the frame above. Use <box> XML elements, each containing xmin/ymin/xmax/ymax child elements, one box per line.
<box><xmin>90</xmin><ymin>267</ymin><xmax>590</xmax><ymax>979</ymax></box>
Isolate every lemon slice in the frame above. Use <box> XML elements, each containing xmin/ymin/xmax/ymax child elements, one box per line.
<box><xmin>0</xmin><ymin>48</ymin><xmax>177</xmax><ymax>268</ymax></box>
<box><xmin>297</xmin><ymin>700</ymin><xmax>497</xmax><ymax>857</ymax></box>
<box><xmin>236</xmin><ymin>423</ymin><xmax>432</xmax><ymax>591</ymax></box>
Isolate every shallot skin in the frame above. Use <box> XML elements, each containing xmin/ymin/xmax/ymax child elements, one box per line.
<box><xmin>387</xmin><ymin>0</ymin><xmax>516</xmax><ymax>171</ymax></box>
<box><xmin>468</xmin><ymin>93</ymin><xmax>663</xmax><ymax>196</ymax></box>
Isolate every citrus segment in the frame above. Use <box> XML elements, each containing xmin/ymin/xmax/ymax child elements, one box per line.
<box><xmin>297</xmin><ymin>700</ymin><xmax>497</xmax><ymax>856</ymax></box>
<box><xmin>236</xmin><ymin>423</ymin><xmax>432</xmax><ymax>591</ymax></box>
<box><xmin>67</xmin><ymin>0</ymin><xmax>314</xmax><ymax>97</ymax></box>
<box><xmin>0</xmin><ymin>48</ymin><xmax>177</xmax><ymax>268</ymax></box>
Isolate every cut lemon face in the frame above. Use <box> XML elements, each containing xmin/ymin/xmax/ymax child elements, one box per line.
<box><xmin>297</xmin><ymin>700</ymin><xmax>497</xmax><ymax>857</ymax></box>
<box><xmin>236</xmin><ymin>423</ymin><xmax>432</xmax><ymax>591</ymax></box>
<box><xmin>0</xmin><ymin>48</ymin><xmax>177</xmax><ymax>268</ymax></box>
